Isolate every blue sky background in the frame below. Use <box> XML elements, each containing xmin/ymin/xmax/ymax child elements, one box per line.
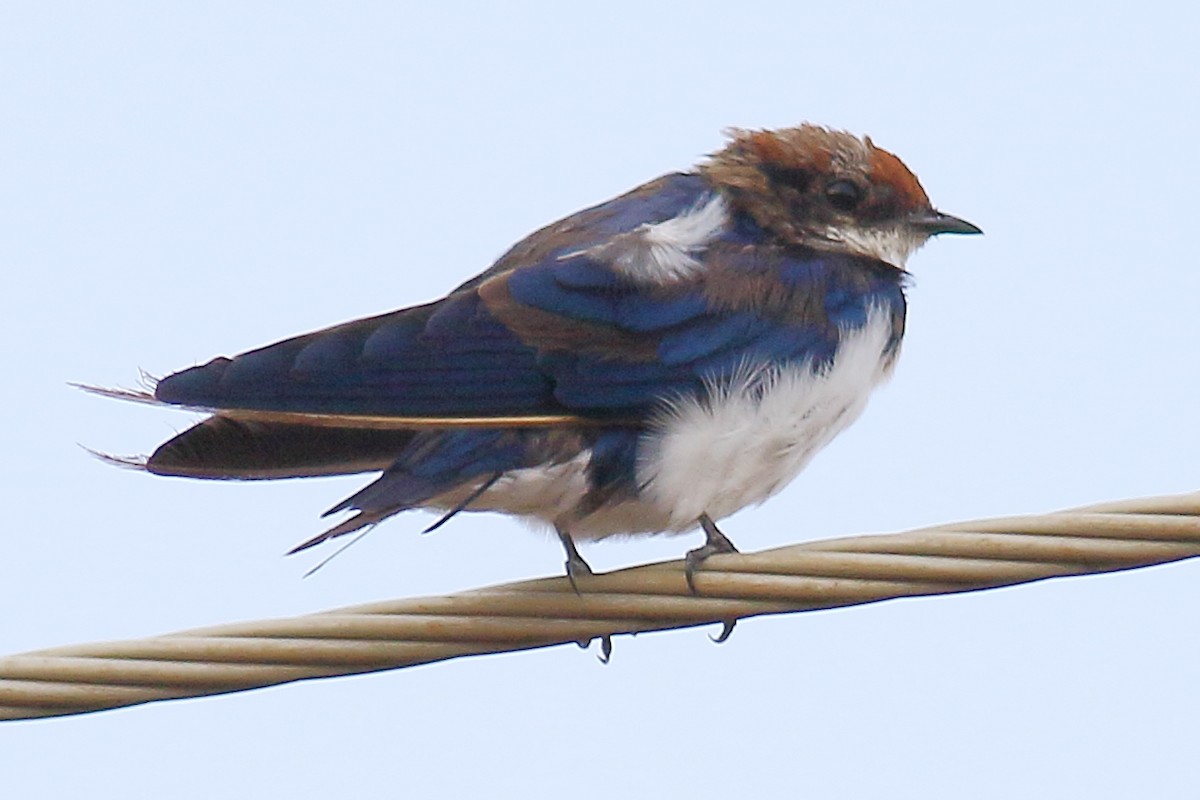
<box><xmin>3</xmin><ymin>3</ymin><xmax>1199</xmax><ymax>797</ymax></box>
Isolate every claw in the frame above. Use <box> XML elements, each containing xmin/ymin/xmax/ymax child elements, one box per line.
<box><xmin>576</xmin><ymin>635</ymin><xmax>613</xmax><ymax>662</ymax></box>
<box><xmin>684</xmin><ymin>514</ymin><xmax>739</xmax><ymax>593</ymax></box>
<box><xmin>597</xmin><ymin>635</ymin><xmax>613</xmax><ymax>664</ymax></box>
<box><xmin>575</xmin><ymin>634</ymin><xmax>613</xmax><ymax>662</ymax></box>
<box><xmin>710</xmin><ymin>619</ymin><xmax>737</xmax><ymax>644</ymax></box>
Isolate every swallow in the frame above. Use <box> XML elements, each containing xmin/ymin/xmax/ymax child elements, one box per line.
<box><xmin>91</xmin><ymin>124</ymin><xmax>980</xmax><ymax>590</ymax></box>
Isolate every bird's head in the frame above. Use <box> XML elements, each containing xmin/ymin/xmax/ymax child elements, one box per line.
<box><xmin>702</xmin><ymin>125</ymin><xmax>980</xmax><ymax>267</ymax></box>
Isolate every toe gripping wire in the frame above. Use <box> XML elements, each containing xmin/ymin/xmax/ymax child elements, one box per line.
<box><xmin>2</xmin><ymin>491</ymin><xmax>1199</xmax><ymax>721</ymax></box>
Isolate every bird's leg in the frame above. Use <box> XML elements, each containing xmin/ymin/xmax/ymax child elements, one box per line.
<box><xmin>556</xmin><ymin>526</ymin><xmax>593</xmax><ymax>594</ymax></box>
<box><xmin>685</xmin><ymin>514</ymin><xmax>739</xmax><ymax>593</ymax></box>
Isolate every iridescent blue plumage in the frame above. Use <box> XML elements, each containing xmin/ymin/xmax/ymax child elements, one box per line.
<box><xmin>156</xmin><ymin>297</ymin><xmax>555</xmax><ymax>416</ymax></box>
<box><xmin>119</xmin><ymin>124</ymin><xmax>978</xmax><ymax>569</ymax></box>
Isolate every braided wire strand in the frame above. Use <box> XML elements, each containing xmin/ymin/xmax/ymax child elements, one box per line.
<box><xmin>2</xmin><ymin>492</ymin><xmax>1198</xmax><ymax>721</ymax></box>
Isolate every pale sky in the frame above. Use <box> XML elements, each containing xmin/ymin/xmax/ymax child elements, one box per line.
<box><xmin>3</xmin><ymin>3</ymin><xmax>1199</xmax><ymax>797</ymax></box>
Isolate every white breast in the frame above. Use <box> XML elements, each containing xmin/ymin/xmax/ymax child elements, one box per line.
<box><xmin>445</xmin><ymin>307</ymin><xmax>897</xmax><ymax>540</ymax></box>
<box><xmin>630</xmin><ymin>306</ymin><xmax>898</xmax><ymax>532</ymax></box>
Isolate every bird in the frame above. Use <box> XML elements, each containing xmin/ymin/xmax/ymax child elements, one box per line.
<box><xmin>91</xmin><ymin>124</ymin><xmax>980</xmax><ymax>589</ymax></box>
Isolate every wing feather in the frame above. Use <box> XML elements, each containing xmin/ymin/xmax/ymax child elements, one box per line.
<box><xmin>129</xmin><ymin>171</ymin><xmax>905</xmax><ymax>494</ymax></box>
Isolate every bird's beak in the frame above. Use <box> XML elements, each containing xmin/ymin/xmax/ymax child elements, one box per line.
<box><xmin>908</xmin><ymin>209</ymin><xmax>983</xmax><ymax>236</ymax></box>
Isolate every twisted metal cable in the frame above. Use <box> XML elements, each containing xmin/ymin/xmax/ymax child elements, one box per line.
<box><xmin>3</xmin><ymin>492</ymin><xmax>1198</xmax><ymax>721</ymax></box>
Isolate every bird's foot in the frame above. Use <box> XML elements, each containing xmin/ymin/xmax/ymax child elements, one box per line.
<box><xmin>564</xmin><ymin>554</ymin><xmax>593</xmax><ymax>595</ymax></box>
<box><xmin>685</xmin><ymin>514</ymin><xmax>739</xmax><ymax>593</ymax></box>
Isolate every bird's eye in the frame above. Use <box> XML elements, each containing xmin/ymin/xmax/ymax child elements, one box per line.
<box><xmin>825</xmin><ymin>179</ymin><xmax>863</xmax><ymax>212</ymax></box>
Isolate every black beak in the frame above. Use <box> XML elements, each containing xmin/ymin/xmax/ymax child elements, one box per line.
<box><xmin>908</xmin><ymin>209</ymin><xmax>983</xmax><ymax>236</ymax></box>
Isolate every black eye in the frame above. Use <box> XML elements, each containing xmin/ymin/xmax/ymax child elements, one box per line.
<box><xmin>825</xmin><ymin>179</ymin><xmax>863</xmax><ymax>212</ymax></box>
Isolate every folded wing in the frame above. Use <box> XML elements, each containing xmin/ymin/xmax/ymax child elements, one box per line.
<box><xmin>143</xmin><ymin>173</ymin><xmax>905</xmax><ymax>506</ymax></box>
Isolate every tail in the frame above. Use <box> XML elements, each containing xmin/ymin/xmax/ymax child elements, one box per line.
<box><xmin>146</xmin><ymin>416</ymin><xmax>418</xmax><ymax>480</ymax></box>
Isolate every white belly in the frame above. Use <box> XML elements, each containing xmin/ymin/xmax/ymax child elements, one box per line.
<box><xmin>636</xmin><ymin>320</ymin><xmax>895</xmax><ymax>531</ymax></box>
<box><xmin>453</xmin><ymin>309</ymin><xmax>897</xmax><ymax>540</ymax></box>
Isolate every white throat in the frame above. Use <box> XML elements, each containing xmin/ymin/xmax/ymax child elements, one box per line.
<box><xmin>823</xmin><ymin>224</ymin><xmax>926</xmax><ymax>268</ymax></box>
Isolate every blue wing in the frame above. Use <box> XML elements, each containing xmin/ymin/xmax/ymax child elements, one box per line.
<box><xmin>153</xmin><ymin>172</ymin><xmax>715</xmax><ymax>420</ymax></box>
<box><xmin>479</xmin><ymin>234</ymin><xmax>906</xmax><ymax>411</ymax></box>
<box><xmin>139</xmin><ymin>172</ymin><xmax>906</xmax><ymax>542</ymax></box>
<box><xmin>154</xmin><ymin>178</ymin><xmax>905</xmax><ymax>422</ymax></box>
<box><xmin>154</xmin><ymin>295</ymin><xmax>560</xmax><ymax>418</ymax></box>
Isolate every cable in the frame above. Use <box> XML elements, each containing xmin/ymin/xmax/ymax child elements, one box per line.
<box><xmin>2</xmin><ymin>492</ymin><xmax>1197</xmax><ymax>720</ymax></box>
